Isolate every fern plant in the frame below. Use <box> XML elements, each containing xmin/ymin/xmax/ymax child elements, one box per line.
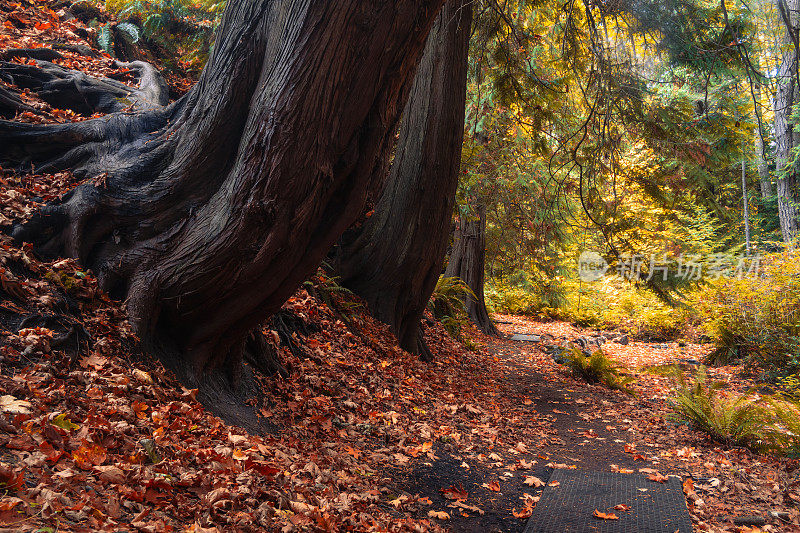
<box><xmin>302</xmin><ymin>273</ymin><xmax>360</xmax><ymax>317</ymax></box>
<box><xmin>103</xmin><ymin>0</ymin><xmax>223</xmax><ymax>74</ymax></box>
<box><xmin>668</xmin><ymin>367</ymin><xmax>781</xmax><ymax>452</ymax></box>
<box><xmin>97</xmin><ymin>22</ymin><xmax>140</xmax><ymax>53</ymax></box>
<box><xmin>428</xmin><ymin>276</ymin><xmax>474</xmax><ymax>315</ymax></box>
<box><xmin>427</xmin><ymin>276</ymin><xmax>475</xmax><ymax>340</ymax></box>
<box><xmin>566</xmin><ymin>347</ymin><xmax>636</xmax><ymax>394</ymax></box>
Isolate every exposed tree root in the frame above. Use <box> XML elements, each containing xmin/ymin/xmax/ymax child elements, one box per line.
<box><xmin>0</xmin><ymin>51</ymin><xmax>168</xmax><ymax>116</ymax></box>
<box><xmin>244</xmin><ymin>329</ymin><xmax>289</xmax><ymax>379</ymax></box>
<box><xmin>0</xmin><ymin>86</ymin><xmax>37</xmax><ymax>118</ymax></box>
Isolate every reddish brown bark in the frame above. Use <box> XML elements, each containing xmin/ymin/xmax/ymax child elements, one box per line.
<box><xmin>2</xmin><ymin>0</ymin><xmax>447</xmax><ymax>388</ymax></box>
<box><xmin>334</xmin><ymin>0</ymin><xmax>472</xmax><ymax>360</ymax></box>
<box><xmin>445</xmin><ymin>205</ymin><xmax>500</xmax><ymax>336</ymax></box>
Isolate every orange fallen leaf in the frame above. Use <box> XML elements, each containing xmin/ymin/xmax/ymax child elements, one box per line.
<box><xmin>593</xmin><ymin>509</ymin><xmax>619</xmax><ymax>520</ymax></box>
<box><xmin>482</xmin><ymin>481</ymin><xmax>501</xmax><ymax>492</ymax></box>
<box><xmin>613</xmin><ymin>504</ymin><xmax>631</xmax><ymax>512</ymax></box>
<box><xmin>132</xmin><ymin>401</ymin><xmax>149</xmax><ymax>419</ymax></box>
<box><xmin>513</xmin><ymin>505</ymin><xmax>533</xmax><ymax>518</ymax></box>
<box><xmin>648</xmin><ymin>473</ymin><xmax>668</xmax><ymax>483</ymax></box>
<box><xmin>73</xmin><ymin>441</ymin><xmax>107</xmax><ymax>469</ymax></box>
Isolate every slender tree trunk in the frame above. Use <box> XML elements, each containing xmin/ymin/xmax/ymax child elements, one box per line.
<box><xmin>445</xmin><ymin>204</ymin><xmax>500</xmax><ymax>336</ymax></box>
<box><xmin>756</xmin><ymin>128</ymin><xmax>773</xmax><ymax>198</ymax></box>
<box><xmin>775</xmin><ymin>0</ymin><xmax>800</xmax><ymax>243</ymax></box>
<box><xmin>2</xmin><ymin>0</ymin><xmax>446</xmax><ymax>388</ymax></box>
<box><xmin>334</xmin><ymin>0</ymin><xmax>472</xmax><ymax>360</ymax></box>
<box><xmin>742</xmin><ymin>158</ymin><xmax>752</xmax><ymax>254</ymax></box>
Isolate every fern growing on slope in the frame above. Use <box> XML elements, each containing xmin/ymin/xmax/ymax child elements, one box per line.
<box><xmin>668</xmin><ymin>367</ymin><xmax>781</xmax><ymax>452</ymax></box>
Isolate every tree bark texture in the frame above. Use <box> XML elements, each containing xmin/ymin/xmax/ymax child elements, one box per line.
<box><xmin>444</xmin><ymin>204</ymin><xmax>500</xmax><ymax>336</ymax></box>
<box><xmin>756</xmin><ymin>127</ymin><xmax>772</xmax><ymax>198</ymax></box>
<box><xmin>774</xmin><ymin>0</ymin><xmax>800</xmax><ymax>243</ymax></box>
<box><xmin>334</xmin><ymin>0</ymin><xmax>472</xmax><ymax>360</ymax></box>
<box><xmin>1</xmin><ymin>0</ymin><xmax>446</xmax><ymax>385</ymax></box>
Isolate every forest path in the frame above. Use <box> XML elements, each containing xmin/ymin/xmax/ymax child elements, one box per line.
<box><xmin>393</xmin><ymin>317</ymin><xmax>695</xmax><ymax>533</ymax></box>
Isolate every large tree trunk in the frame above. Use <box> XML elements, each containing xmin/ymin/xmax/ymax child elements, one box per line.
<box><xmin>1</xmin><ymin>0</ymin><xmax>446</xmax><ymax>389</ymax></box>
<box><xmin>334</xmin><ymin>0</ymin><xmax>472</xmax><ymax>361</ymax></box>
<box><xmin>775</xmin><ymin>0</ymin><xmax>800</xmax><ymax>243</ymax></box>
<box><xmin>444</xmin><ymin>204</ymin><xmax>500</xmax><ymax>336</ymax></box>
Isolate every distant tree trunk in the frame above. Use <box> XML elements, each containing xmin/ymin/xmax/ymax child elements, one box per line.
<box><xmin>756</xmin><ymin>128</ymin><xmax>772</xmax><ymax>198</ymax></box>
<box><xmin>775</xmin><ymin>0</ymin><xmax>800</xmax><ymax>243</ymax></box>
<box><xmin>334</xmin><ymin>0</ymin><xmax>472</xmax><ymax>360</ymax></box>
<box><xmin>742</xmin><ymin>158</ymin><xmax>752</xmax><ymax>254</ymax></box>
<box><xmin>445</xmin><ymin>204</ymin><xmax>500</xmax><ymax>336</ymax></box>
<box><xmin>2</xmin><ymin>0</ymin><xmax>446</xmax><ymax>390</ymax></box>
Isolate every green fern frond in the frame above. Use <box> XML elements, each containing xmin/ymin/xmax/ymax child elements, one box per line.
<box><xmin>98</xmin><ymin>24</ymin><xmax>113</xmax><ymax>52</ymax></box>
<box><xmin>668</xmin><ymin>367</ymin><xmax>782</xmax><ymax>452</ymax></box>
<box><xmin>567</xmin><ymin>348</ymin><xmax>636</xmax><ymax>394</ymax></box>
<box><xmin>116</xmin><ymin>22</ymin><xmax>141</xmax><ymax>43</ymax></box>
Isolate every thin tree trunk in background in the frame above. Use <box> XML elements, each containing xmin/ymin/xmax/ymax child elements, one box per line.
<box><xmin>445</xmin><ymin>204</ymin><xmax>500</xmax><ymax>336</ymax></box>
<box><xmin>775</xmin><ymin>0</ymin><xmax>800</xmax><ymax>243</ymax></box>
<box><xmin>756</xmin><ymin>128</ymin><xmax>773</xmax><ymax>197</ymax></box>
<box><xmin>742</xmin><ymin>158</ymin><xmax>752</xmax><ymax>254</ymax></box>
<box><xmin>334</xmin><ymin>0</ymin><xmax>472</xmax><ymax>360</ymax></box>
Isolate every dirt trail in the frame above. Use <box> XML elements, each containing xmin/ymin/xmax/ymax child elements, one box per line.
<box><xmin>393</xmin><ymin>330</ymin><xmax>659</xmax><ymax>533</ymax></box>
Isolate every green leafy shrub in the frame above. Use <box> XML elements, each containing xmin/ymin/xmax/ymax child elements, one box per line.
<box><xmin>694</xmin><ymin>250</ymin><xmax>800</xmax><ymax>373</ymax></box>
<box><xmin>777</xmin><ymin>374</ymin><xmax>800</xmax><ymax>401</ymax></box>
<box><xmin>566</xmin><ymin>347</ymin><xmax>635</xmax><ymax>394</ymax></box>
<box><xmin>485</xmin><ymin>270</ymin><xmax>565</xmax><ymax>317</ymax></box>
<box><xmin>770</xmin><ymin>399</ymin><xmax>800</xmax><ymax>456</ymax></box>
<box><xmin>668</xmin><ymin>367</ymin><xmax>781</xmax><ymax>452</ymax></box>
<box><xmin>485</xmin><ymin>281</ymin><xmax>539</xmax><ymax>315</ymax></box>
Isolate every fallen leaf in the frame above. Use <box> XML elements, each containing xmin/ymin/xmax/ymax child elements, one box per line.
<box><xmin>482</xmin><ymin>481</ymin><xmax>501</xmax><ymax>492</ymax></box>
<box><xmin>524</xmin><ymin>476</ymin><xmax>545</xmax><ymax>487</ymax></box>
<box><xmin>0</xmin><ymin>464</ymin><xmax>24</xmax><ymax>490</ymax></box>
<box><xmin>389</xmin><ymin>495</ymin><xmax>408</xmax><ymax>508</ymax></box>
<box><xmin>132</xmin><ymin>368</ymin><xmax>153</xmax><ymax>384</ymax></box>
<box><xmin>79</xmin><ymin>352</ymin><xmax>107</xmax><ymax>370</ymax></box>
<box><xmin>513</xmin><ymin>505</ymin><xmax>533</xmax><ymax>518</ymax></box>
<box><xmin>593</xmin><ymin>509</ymin><xmax>619</xmax><ymax>520</ymax></box>
<box><xmin>94</xmin><ymin>465</ymin><xmax>125</xmax><ymax>484</ymax></box>
<box><xmin>546</xmin><ymin>462</ymin><xmax>577</xmax><ymax>469</ymax></box>
<box><xmin>73</xmin><ymin>441</ymin><xmax>107</xmax><ymax>469</ymax></box>
<box><xmin>441</xmin><ymin>484</ymin><xmax>468</xmax><ymax>501</ymax></box>
<box><xmin>428</xmin><ymin>510</ymin><xmax>450</xmax><ymax>520</ymax></box>
<box><xmin>0</xmin><ymin>395</ymin><xmax>31</xmax><ymax>415</ymax></box>
<box><xmin>51</xmin><ymin>413</ymin><xmax>79</xmax><ymax>431</ymax></box>
<box><xmin>448</xmin><ymin>501</ymin><xmax>484</xmax><ymax>515</ymax></box>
